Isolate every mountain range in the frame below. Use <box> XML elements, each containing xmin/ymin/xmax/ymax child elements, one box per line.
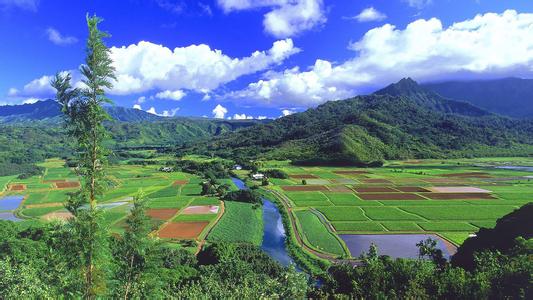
<box><xmin>423</xmin><ymin>77</ymin><xmax>533</xmax><ymax>119</ymax></box>
<box><xmin>184</xmin><ymin>78</ymin><xmax>533</xmax><ymax>166</ymax></box>
<box><xmin>1</xmin><ymin>77</ymin><xmax>533</xmax><ymax>169</ymax></box>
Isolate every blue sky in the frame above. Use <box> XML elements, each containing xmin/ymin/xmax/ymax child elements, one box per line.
<box><xmin>0</xmin><ymin>0</ymin><xmax>532</xmax><ymax>119</ymax></box>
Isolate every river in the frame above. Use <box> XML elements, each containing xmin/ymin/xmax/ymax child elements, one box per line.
<box><xmin>230</xmin><ymin>177</ymin><xmax>296</xmax><ymax>266</ymax></box>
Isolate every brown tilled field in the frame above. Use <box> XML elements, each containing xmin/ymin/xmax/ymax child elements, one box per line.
<box><xmin>281</xmin><ymin>185</ymin><xmax>329</xmax><ymax>191</ymax></box>
<box><xmin>157</xmin><ymin>221</ymin><xmax>209</xmax><ymax>239</ymax></box>
<box><xmin>423</xmin><ymin>193</ymin><xmax>495</xmax><ymax>200</ymax></box>
<box><xmin>357</xmin><ymin>193</ymin><xmax>426</xmax><ymax>200</ymax></box>
<box><xmin>361</xmin><ymin>179</ymin><xmax>393</xmax><ymax>184</ymax></box>
<box><xmin>146</xmin><ymin>208</ymin><xmax>179</xmax><ymax>220</ymax></box>
<box><xmin>289</xmin><ymin>174</ymin><xmax>318</xmax><ymax>179</ymax></box>
<box><xmin>173</xmin><ymin>180</ymin><xmax>189</xmax><ymax>185</ymax></box>
<box><xmin>8</xmin><ymin>184</ymin><xmax>26</xmax><ymax>191</ymax></box>
<box><xmin>327</xmin><ymin>185</ymin><xmax>353</xmax><ymax>192</ymax></box>
<box><xmin>353</xmin><ymin>187</ymin><xmax>398</xmax><ymax>193</ymax></box>
<box><xmin>55</xmin><ymin>181</ymin><xmax>80</xmax><ymax>189</ymax></box>
<box><xmin>182</xmin><ymin>205</ymin><xmax>219</xmax><ymax>214</ymax></box>
<box><xmin>395</xmin><ymin>186</ymin><xmax>432</xmax><ymax>193</ymax></box>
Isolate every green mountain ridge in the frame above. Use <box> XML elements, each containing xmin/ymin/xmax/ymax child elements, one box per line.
<box><xmin>184</xmin><ymin>79</ymin><xmax>533</xmax><ymax>166</ymax></box>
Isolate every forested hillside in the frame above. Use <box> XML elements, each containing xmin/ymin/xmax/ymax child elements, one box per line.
<box><xmin>184</xmin><ymin>79</ymin><xmax>533</xmax><ymax>166</ymax></box>
<box><xmin>0</xmin><ymin>101</ymin><xmax>265</xmax><ymax>176</ymax></box>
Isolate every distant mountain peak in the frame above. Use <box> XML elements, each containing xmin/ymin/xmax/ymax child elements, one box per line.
<box><xmin>374</xmin><ymin>78</ymin><xmax>489</xmax><ymax>117</ymax></box>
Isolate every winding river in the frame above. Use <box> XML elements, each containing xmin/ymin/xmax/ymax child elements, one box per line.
<box><xmin>231</xmin><ymin>178</ymin><xmax>296</xmax><ymax>266</ymax></box>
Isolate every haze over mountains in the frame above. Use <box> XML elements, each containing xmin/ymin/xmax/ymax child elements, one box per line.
<box><xmin>423</xmin><ymin>78</ymin><xmax>533</xmax><ymax>119</ymax></box>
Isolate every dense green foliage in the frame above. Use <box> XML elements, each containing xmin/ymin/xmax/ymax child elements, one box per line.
<box><xmin>318</xmin><ymin>241</ymin><xmax>532</xmax><ymax>299</ymax></box>
<box><xmin>261</xmin><ymin>168</ymin><xmax>289</xmax><ymax>179</ymax></box>
<box><xmin>452</xmin><ymin>202</ymin><xmax>533</xmax><ymax>270</ymax></box>
<box><xmin>223</xmin><ymin>189</ymin><xmax>262</xmax><ymax>204</ymax></box>
<box><xmin>185</xmin><ymin>79</ymin><xmax>533</xmax><ymax>166</ymax></box>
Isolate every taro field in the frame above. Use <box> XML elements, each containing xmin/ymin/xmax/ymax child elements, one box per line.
<box><xmin>261</xmin><ymin>158</ymin><xmax>533</xmax><ymax>257</ymax></box>
<box><xmin>0</xmin><ymin>158</ymin><xmax>239</xmax><ymax>250</ymax></box>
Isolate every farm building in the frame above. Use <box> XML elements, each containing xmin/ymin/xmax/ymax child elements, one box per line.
<box><xmin>251</xmin><ymin>173</ymin><xmax>265</xmax><ymax>180</ymax></box>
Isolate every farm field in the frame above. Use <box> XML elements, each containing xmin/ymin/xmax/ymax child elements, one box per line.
<box><xmin>259</xmin><ymin>158</ymin><xmax>533</xmax><ymax>256</ymax></box>
<box><xmin>0</xmin><ymin>158</ymin><xmax>232</xmax><ymax>249</ymax></box>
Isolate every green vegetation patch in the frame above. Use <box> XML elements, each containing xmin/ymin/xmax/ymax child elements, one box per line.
<box><xmin>363</xmin><ymin>207</ymin><xmax>423</xmax><ymax>221</ymax></box>
<box><xmin>294</xmin><ymin>210</ymin><xmax>345</xmax><ymax>255</ymax></box>
<box><xmin>439</xmin><ymin>232</ymin><xmax>471</xmax><ymax>245</ymax></box>
<box><xmin>401</xmin><ymin>205</ymin><xmax>517</xmax><ymax>220</ymax></box>
<box><xmin>316</xmin><ymin>207</ymin><xmax>368</xmax><ymax>222</ymax></box>
<box><xmin>149</xmin><ymin>186</ymin><xmax>179</xmax><ymax>198</ymax></box>
<box><xmin>292</xmin><ymin>200</ymin><xmax>333</xmax><ymax>207</ymax></box>
<box><xmin>173</xmin><ymin>214</ymin><xmax>217</xmax><ymax>222</ymax></box>
<box><xmin>417</xmin><ymin>222</ymin><xmax>478</xmax><ymax>231</ymax></box>
<box><xmin>286</xmin><ymin>192</ymin><xmax>329</xmax><ymax>202</ymax></box>
<box><xmin>146</xmin><ymin>197</ymin><xmax>190</xmax><ymax>209</ymax></box>
<box><xmin>470</xmin><ymin>220</ymin><xmax>497</xmax><ymax>229</ymax></box>
<box><xmin>208</xmin><ymin>201</ymin><xmax>263</xmax><ymax>245</ymax></box>
<box><xmin>21</xmin><ymin>206</ymin><xmax>63</xmax><ymax>218</ymax></box>
<box><xmin>323</xmin><ymin>193</ymin><xmax>360</xmax><ymax>206</ymax></box>
<box><xmin>332</xmin><ymin>221</ymin><xmax>386</xmax><ymax>232</ymax></box>
<box><xmin>189</xmin><ymin>197</ymin><xmax>220</xmax><ymax>206</ymax></box>
<box><xmin>380</xmin><ymin>221</ymin><xmax>422</xmax><ymax>231</ymax></box>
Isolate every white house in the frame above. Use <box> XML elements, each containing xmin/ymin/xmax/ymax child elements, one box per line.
<box><xmin>251</xmin><ymin>173</ymin><xmax>265</xmax><ymax>180</ymax></box>
<box><xmin>234</xmin><ymin>164</ymin><xmax>243</xmax><ymax>170</ymax></box>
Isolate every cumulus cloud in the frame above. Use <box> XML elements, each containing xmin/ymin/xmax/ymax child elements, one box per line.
<box><xmin>232</xmin><ymin>113</ymin><xmax>254</xmax><ymax>120</ymax></box>
<box><xmin>353</xmin><ymin>7</ymin><xmax>386</xmax><ymax>22</ymax></box>
<box><xmin>281</xmin><ymin>109</ymin><xmax>295</xmax><ymax>116</ymax></box>
<box><xmin>146</xmin><ymin>106</ymin><xmax>180</xmax><ymax>117</ymax></box>
<box><xmin>133</xmin><ymin>104</ymin><xmax>142</xmax><ymax>110</ymax></box>
<box><xmin>0</xmin><ymin>0</ymin><xmax>39</xmax><ymax>11</ymax></box>
<box><xmin>217</xmin><ymin>0</ymin><xmax>326</xmax><ymax>38</ymax></box>
<box><xmin>227</xmin><ymin>10</ymin><xmax>533</xmax><ymax>107</ymax></box>
<box><xmin>108</xmin><ymin>38</ymin><xmax>299</xmax><ymax>95</ymax></box>
<box><xmin>46</xmin><ymin>28</ymin><xmax>78</xmax><ymax>46</ymax></box>
<box><xmin>13</xmin><ymin>38</ymin><xmax>299</xmax><ymax>100</ymax></box>
<box><xmin>155</xmin><ymin>89</ymin><xmax>186</xmax><ymax>101</ymax></box>
<box><xmin>22</xmin><ymin>97</ymin><xmax>40</xmax><ymax>104</ymax></box>
<box><xmin>212</xmin><ymin>104</ymin><xmax>227</xmax><ymax>119</ymax></box>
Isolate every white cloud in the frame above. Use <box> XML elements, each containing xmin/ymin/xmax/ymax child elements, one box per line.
<box><xmin>136</xmin><ymin>96</ymin><xmax>146</xmax><ymax>104</ymax></box>
<box><xmin>46</xmin><ymin>27</ymin><xmax>78</xmax><ymax>46</ymax></box>
<box><xmin>108</xmin><ymin>38</ymin><xmax>299</xmax><ymax>95</ymax></box>
<box><xmin>217</xmin><ymin>0</ymin><xmax>326</xmax><ymax>38</ymax></box>
<box><xmin>155</xmin><ymin>89</ymin><xmax>186</xmax><ymax>101</ymax></box>
<box><xmin>0</xmin><ymin>0</ymin><xmax>39</xmax><ymax>11</ymax></box>
<box><xmin>14</xmin><ymin>38</ymin><xmax>299</xmax><ymax>100</ymax></box>
<box><xmin>232</xmin><ymin>113</ymin><xmax>254</xmax><ymax>120</ymax></box>
<box><xmin>133</xmin><ymin>104</ymin><xmax>142</xmax><ymax>110</ymax></box>
<box><xmin>353</xmin><ymin>7</ymin><xmax>386</xmax><ymax>22</ymax></box>
<box><xmin>281</xmin><ymin>109</ymin><xmax>295</xmax><ymax>116</ymax></box>
<box><xmin>227</xmin><ymin>10</ymin><xmax>533</xmax><ymax>107</ymax></box>
<box><xmin>146</xmin><ymin>106</ymin><xmax>180</xmax><ymax>117</ymax></box>
<box><xmin>22</xmin><ymin>97</ymin><xmax>39</xmax><ymax>104</ymax></box>
<box><xmin>403</xmin><ymin>0</ymin><xmax>432</xmax><ymax>9</ymax></box>
<box><xmin>212</xmin><ymin>104</ymin><xmax>227</xmax><ymax>119</ymax></box>
<box><xmin>257</xmin><ymin>116</ymin><xmax>268</xmax><ymax>120</ymax></box>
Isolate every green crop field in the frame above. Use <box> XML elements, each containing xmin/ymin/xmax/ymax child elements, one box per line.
<box><xmin>294</xmin><ymin>210</ymin><xmax>345</xmax><ymax>255</ymax></box>
<box><xmin>260</xmin><ymin>157</ymin><xmax>533</xmax><ymax>257</ymax></box>
<box><xmin>208</xmin><ymin>201</ymin><xmax>263</xmax><ymax>245</ymax></box>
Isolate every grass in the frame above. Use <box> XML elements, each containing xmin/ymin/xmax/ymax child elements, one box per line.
<box><xmin>189</xmin><ymin>197</ymin><xmax>220</xmax><ymax>206</ymax></box>
<box><xmin>173</xmin><ymin>214</ymin><xmax>217</xmax><ymax>222</ymax></box>
<box><xmin>380</xmin><ymin>222</ymin><xmax>422</xmax><ymax>231</ymax></box>
<box><xmin>208</xmin><ymin>201</ymin><xmax>263</xmax><ymax>245</ymax></box>
<box><xmin>363</xmin><ymin>207</ymin><xmax>423</xmax><ymax>221</ymax></box>
<box><xmin>20</xmin><ymin>206</ymin><xmax>63</xmax><ymax>217</ymax></box>
<box><xmin>333</xmin><ymin>222</ymin><xmax>386</xmax><ymax>232</ymax></box>
<box><xmin>316</xmin><ymin>207</ymin><xmax>368</xmax><ymax>221</ymax></box>
<box><xmin>417</xmin><ymin>222</ymin><xmax>478</xmax><ymax>231</ymax></box>
<box><xmin>323</xmin><ymin>193</ymin><xmax>360</xmax><ymax>206</ymax></box>
<box><xmin>401</xmin><ymin>206</ymin><xmax>518</xmax><ymax>220</ymax></box>
<box><xmin>294</xmin><ymin>210</ymin><xmax>345</xmax><ymax>255</ymax></box>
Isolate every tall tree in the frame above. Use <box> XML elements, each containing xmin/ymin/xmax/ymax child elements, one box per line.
<box><xmin>51</xmin><ymin>13</ymin><xmax>116</xmax><ymax>298</ymax></box>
